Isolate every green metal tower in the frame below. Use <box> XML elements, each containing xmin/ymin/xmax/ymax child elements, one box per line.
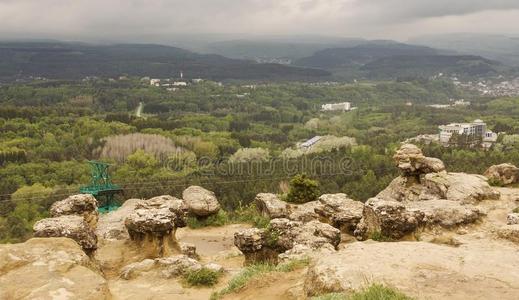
<box><xmin>80</xmin><ymin>160</ymin><xmax>123</xmax><ymax>213</ymax></box>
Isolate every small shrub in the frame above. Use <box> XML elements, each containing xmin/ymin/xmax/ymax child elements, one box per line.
<box><xmin>230</xmin><ymin>203</ymin><xmax>270</xmax><ymax>229</ymax></box>
<box><xmin>488</xmin><ymin>177</ymin><xmax>505</xmax><ymax>187</ymax></box>
<box><xmin>187</xmin><ymin>210</ymin><xmax>230</xmax><ymax>228</ymax></box>
<box><xmin>286</xmin><ymin>174</ymin><xmax>320</xmax><ymax>204</ymax></box>
<box><xmin>369</xmin><ymin>231</ymin><xmax>393</xmax><ymax>242</ymax></box>
<box><xmin>183</xmin><ymin>267</ymin><xmax>222</xmax><ymax>287</ymax></box>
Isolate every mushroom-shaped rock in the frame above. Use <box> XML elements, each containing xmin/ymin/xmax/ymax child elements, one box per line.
<box><xmin>354</xmin><ymin>198</ymin><xmax>424</xmax><ymax>241</ymax></box>
<box><xmin>182</xmin><ymin>186</ymin><xmax>220</xmax><ymax>217</ymax></box>
<box><xmin>255</xmin><ymin>193</ymin><xmax>289</xmax><ymax>219</ymax></box>
<box><xmin>234</xmin><ymin>228</ymin><xmax>276</xmax><ymax>264</ymax></box>
<box><xmin>507</xmin><ymin>213</ymin><xmax>519</xmax><ymax>225</ymax></box>
<box><xmin>125</xmin><ymin>208</ymin><xmax>176</xmax><ymax>237</ymax></box>
<box><xmin>484</xmin><ymin>163</ymin><xmax>519</xmax><ymax>185</ymax></box>
<box><xmin>50</xmin><ymin>194</ymin><xmax>99</xmax><ymax>228</ymax></box>
<box><xmin>315</xmin><ymin>194</ymin><xmax>364</xmax><ymax>233</ymax></box>
<box><xmin>394</xmin><ymin>144</ymin><xmax>445</xmax><ymax>176</ymax></box>
<box><xmin>33</xmin><ymin>215</ymin><xmax>97</xmax><ymax>251</ymax></box>
<box><xmin>137</xmin><ymin>195</ymin><xmax>188</xmax><ymax>228</ymax></box>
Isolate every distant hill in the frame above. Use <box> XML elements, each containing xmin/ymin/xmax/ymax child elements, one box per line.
<box><xmin>202</xmin><ymin>38</ymin><xmax>367</xmax><ymax>61</ymax></box>
<box><xmin>362</xmin><ymin>55</ymin><xmax>502</xmax><ymax>79</ymax></box>
<box><xmin>409</xmin><ymin>33</ymin><xmax>519</xmax><ymax>66</ymax></box>
<box><xmin>0</xmin><ymin>42</ymin><xmax>330</xmax><ymax>82</ymax></box>
<box><xmin>294</xmin><ymin>41</ymin><xmax>508</xmax><ymax>79</ymax></box>
<box><xmin>294</xmin><ymin>41</ymin><xmax>439</xmax><ymax>69</ymax></box>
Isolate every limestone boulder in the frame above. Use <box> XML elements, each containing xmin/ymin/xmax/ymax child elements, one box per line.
<box><xmin>0</xmin><ymin>238</ymin><xmax>109</xmax><ymax>299</ymax></box>
<box><xmin>137</xmin><ymin>195</ymin><xmax>188</xmax><ymax>228</ymax></box>
<box><xmin>255</xmin><ymin>193</ymin><xmax>289</xmax><ymax>219</ymax></box>
<box><xmin>50</xmin><ymin>194</ymin><xmax>99</xmax><ymax>228</ymax></box>
<box><xmin>484</xmin><ymin>163</ymin><xmax>519</xmax><ymax>185</ymax></box>
<box><xmin>125</xmin><ymin>208</ymin><xmax>176</xmax><ymax>237</ymax></box>
<box><xmin>507</xmin><ymin>213</ymin><xmax>519</xmax><ymax>225</ymax></box>
<box><xmin>315</xmin><ymin>193</ymin><xmax>364</xmax><ymax>233</ymax></box>
<box><xmin>96</xmin><ymin>199</ymin><xmax>140</xmax><ymax>240</ymax></box>
<box><xmin>180</xmin><ymin>242</ymin><xmax>198</xmax><ymax>259</ymax></box>
<box><xmin>157</xmin><ymin>255</ymin><xmax>202</xmax><ymax>278</ymax></box>
<box><xmin>33</xmin><ymin>215</ymin><xmax>97</xmax><ymax>251</ymax></box>
<box><xmin>182</xmin><ymin>185</ymin><xmax>220</xmax><ymax>217</ymax></box>
<box><xmin>393</xmin><ymin>144</ymin><xmax>445</xmax><ymax>175</ymax></box>
<box><xmin>354</xmin><ymin>198</ymin><xmax>424</xmax><ymax>240</ymax></box>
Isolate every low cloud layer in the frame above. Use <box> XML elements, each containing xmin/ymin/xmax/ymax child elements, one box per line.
<box><xmin>0</xmin><ymin>0</ymin><xmax>518</xmax><ymax>42</ymax></box>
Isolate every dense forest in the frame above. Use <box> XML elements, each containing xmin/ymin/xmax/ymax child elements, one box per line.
<box><xmin>1</xmin><ymin>77</ymin><xmax>519</xmax><ymax>242</ymax></box>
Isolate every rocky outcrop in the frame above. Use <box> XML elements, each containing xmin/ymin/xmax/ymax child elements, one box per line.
<box><xmin>315</xmin><ymin>194</ymin><xmax>364</xmax><ymax>233</ymax></box>
<box><xmin>484</xmin><ymin>163</ymin><xmax>519</xmax><ymax>185</ymax></box>
<box><xmin>50</xmin><ymin>194</ymin><xmax>99</xmax><ymax>228</ymax></box>
<box><xmin>179</xmin><ymin>242</ymin><xmax>198</xmax><ymax>259</ymax></box>
<box><xmin>354</xmin><ymin>198</ymin><xmax>424</xmax><ymax>240</ymax></box>
<box><xmin>255</xmin><ymin>193</ymin><xmax>289</xmax><ymax>219</ymax></box>
<box><xmin>33</xmin><ymin>215</ymin><xmax>97</xmax><ymax>252</ymax></box>
<box><xmin>355</xmin><ymin>144</ymin><xmax>500</xmax><ymax>240</ymax></box>
<box><xmin>287</xmin><ymin>201</ymin><xmax>320</xmax><ymax>223</ymax></box>
<box><xmin>304</xmin><ymin>241</ymin><xmax>519</xmax><ymax>299</ymax></box>
<box><xmin>234</xmin><ymin>218</ymin><xmax>340</xmax><ymax>264</ymax></box>
<box><xmin>96</xmin><ymin>199</ymin><xmax>140</xmax><ymax>240</ymax></box>
<box><xmin>182</xmin><ymin>185</ymin><xmax>220</xmax><ymax>217</ymax></box>
<box><xmin>136</xmin><ymin>195</ymin><xmax>188</xmax><ymax>228</ymax></box>
<box><xmin>0</xmin><ymin>238</ymin><xmax>109</xmax><ymax>299</ymax></box>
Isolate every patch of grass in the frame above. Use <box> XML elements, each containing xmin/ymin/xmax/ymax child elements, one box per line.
<box><xmin>183</xmin><ymin>267</ymin><xmax>222</xmax><ymax>287</ymax></box>
<box><xmin>229</xmin><ymin>203</ymin><xmax>270</xmax><ymax>229</ymax></box>
<box><xmin>210</xmin><ymin>259</ymin><xmax>309</xmax><ymax>299</ymax></box>
<box><xmin>313</xmin><ymin>284</ymin><xmax>414</xmax><ymax>300</ymax></box>
<box><xmin>513</xmin><ymin>207</ymin><xmax>519</xmax><ymax>214</ymax></box>
<box><xmin>488</xmin><ymin>177</ymin><xmax>505</xmax><ymax>187</ymax></box>
<box><xmin>369</xmin><ymin>231</ymin><xmax>393</xmax><ymax>242</ymax></box>
<box><xmin>349</xmin><ymin>283</ymin><xmax>414</xmax><ymax>300</ymax></box>
<box><xmin>312</xmin><ymin>293</ymin><xmax>348</xmax><ymax>300</ymax></box>
<box><xmin>187</xmin><ymin>210</ymin><xmax>230</xmax><ymax>228</ymax></box>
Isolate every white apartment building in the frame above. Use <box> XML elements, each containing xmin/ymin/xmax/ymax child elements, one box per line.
<box><xmin>321</xmin><ymin>102</ymin><xmax>352</xmax><ymax>111</ymax></box>
<box><xmin>439</xmin><ymin>119</ymin><xmax>496</xmax><ymax>145</ymax></box>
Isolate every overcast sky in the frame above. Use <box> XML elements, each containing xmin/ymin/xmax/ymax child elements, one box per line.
<box><xmin>1</xmin><ymin>0</ymin><xmax>519</xmax><ymax>43</ymax></box>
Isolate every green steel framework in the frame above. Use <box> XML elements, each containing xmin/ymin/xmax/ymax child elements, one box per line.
<box><xmin>79</xmin><ymin>160</ymin><xmax>123</xmax><ymax>213</ymax></box>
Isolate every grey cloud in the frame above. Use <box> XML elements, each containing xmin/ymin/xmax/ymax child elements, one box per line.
<box><xmin>0</xmin><ymin>0</ymin><xmax>518</xmax><ymax>41</ymax></box>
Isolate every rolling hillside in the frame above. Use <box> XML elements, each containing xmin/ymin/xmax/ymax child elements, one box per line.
<box><xmin>0</xmin><ymin>42</ymin><xmax>331</xmax><ymax>82</ymax></box>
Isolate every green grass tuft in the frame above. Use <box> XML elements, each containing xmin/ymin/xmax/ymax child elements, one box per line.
<box><xmin>513</xmin><ymin>207</ymin><xmax>519</xmax><ymax>214</ymax></box>
<box><xmin>183</xmin><ymin>267</ymin><xmax>222</xmax><ymax>287</ymax></box>
<box><xmin>313</xmin><ymin>284</ymin><xmax>414</xmax><ymax>300</ymax></box>
<box><xmin>369</xmin><ymin>231</ymin><xmax>393</xmax><ymax>242</ymax></box>
<box><xmin>187</xmin><ymin>210</ymin><xmax>230</xmax><ymax>228</ymax></box>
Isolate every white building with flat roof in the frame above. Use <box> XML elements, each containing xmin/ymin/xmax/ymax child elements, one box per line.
<box><xmin>439</xmin><ymin>119</ymin><xmax>496</xmax><ymax>146</ymax></box>
<box><xmin>321</xmin><ymin>102</ymin><xmax>352</xmax><ymax>111</ymax></box>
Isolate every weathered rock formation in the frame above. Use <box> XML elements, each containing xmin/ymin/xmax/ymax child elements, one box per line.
<box><xmin>315</xmin><ymin>193</ymin><xmax>364</xmax><ymax>233</ymax></box>
<box><xmin>182</xmin><ymin>185</ymin><xmax>221</xmax><ymax>217</ymax></box>
<box><xmin>234</xmin><ymin>218</ymin><xmax>340</xmax><ymax>264</ymax></box>
<box><xmin>124</xmin><ymin>195</ymin><xmax>188</xmax><ymax>257</ymax></box>
<box><xmin>507</xmin><ymin>213</ymin><xmax>519</xmax><ymax>225</ymax></box>
<box><xmin>0</xmin><ymin>238</ymin><xmax>109</xmax><ymax>299</ymax></box>
<box><xmin>355</xmin><ymin>144</ymin><xmax>500</xmax><ymax>240</ymax></box>
<box><xmin>484</xmin><ymin>163</ymin><xmax>519</xmax><ymax>185</ymax></box>
<box><xmin>33</xmin><ymin>215</ymin><xmax>98</xmax><ymax>252</ymax></box>
<box><xmin>50</xmin><ymin>194</ymin><xmax>99</xmax><ymax>228</ymax></box>
<box><xmin>497</xmin><ymin>224</ymin><xmax>519</xmax><ymax>244</ymax></box>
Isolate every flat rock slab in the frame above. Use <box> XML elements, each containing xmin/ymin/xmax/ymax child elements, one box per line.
<box><xmin>305</xmin><ymin>241</ymin><xmax>519</xmax><ymax>299</ymax></box>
